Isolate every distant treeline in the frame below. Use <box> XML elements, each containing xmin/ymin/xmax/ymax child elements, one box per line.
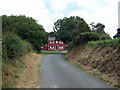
<box><xmin>49</xmin><ymin>16</ymin><xmax>118</xmax><ymax>50</ymax></box>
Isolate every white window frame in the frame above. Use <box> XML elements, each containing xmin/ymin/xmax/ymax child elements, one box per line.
<box><xmin>50</xmin><ymin>45</ymin><xmax>54</xmax><ymax>49</ymax></box>
<box><xmin>50</xmin><ymin>41</ymin><xmax>54</xmax><ymax>43</ymax></box>
<box><xmin>59</xmin><ymin>46</ymin><xmax>63</xmax><ymax>49</ymax></box>
<box><xmin>59</xmin><ymin>41</ymin><xmax>63</xmax><ymax>44</ymax></box>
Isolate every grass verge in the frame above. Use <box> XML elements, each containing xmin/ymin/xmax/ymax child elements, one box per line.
<box><xmin>15</xmin><ymin>53</ymin><xmax>44</xmax><ymax>88</ymax></box>
<box><xmin>64</xmin><ymin>57</ymin><xmax>69</xmax><ymax>61</ymax></box>
<box><xmin>2</xmin><ymin>57</ymin><xmax>25</xmax><ymax>88</ymax></box>
<box><xmin>40</xmin><ymin>51</ymin><xmax>62</xmax><ymax>54</ymax></box>
<box><xmin>2</xmin><ymin>53</ymin><xmax>44</xmax><ymax>88</ymax></box>
<box><xmin>88</xmin><ymin>38</ymin><xmax>120</xmax><ymax>46</ymax></box>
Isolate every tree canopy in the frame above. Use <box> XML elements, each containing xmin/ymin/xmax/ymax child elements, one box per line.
<box><xmin>54</xmin><ymin>16</ymin><xmax>90</xmax><ymax>43</ymax></box>
<box><xmin>53</xmin><ymin>16</ymin><xmax>111</xmax><ymax>47</ymax></box>
<box><xmin>2</xmin><ymin>15</ymin><xmax>47</xmax><ymax>51</ymax></box>
<box><xmin>90</xmin><ymin>22</ymin><xmax>111</xmax><ymax>40</ymax></box>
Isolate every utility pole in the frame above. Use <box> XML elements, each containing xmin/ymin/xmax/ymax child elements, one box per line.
<box><xmin>118</xmin><ymin>1</ymin><xmax>120</xmax><ymax>28</ymax></box>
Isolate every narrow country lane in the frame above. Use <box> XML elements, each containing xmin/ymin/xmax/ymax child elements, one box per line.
<box><xmin>41</xmin><ymin>54</ymin><xmax>114</xmax><ymax>88</ymax></box>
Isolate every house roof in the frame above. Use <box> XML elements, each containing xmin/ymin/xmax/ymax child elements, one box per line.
<box><xmin>48</xmin><ymin>37</ymin><xmax>55</xmax><ymax>40</ymax></box>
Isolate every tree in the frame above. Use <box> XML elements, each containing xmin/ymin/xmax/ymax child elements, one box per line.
<box><xmin>2</xmin><ymin>15</ymin><xmax>47</xmax><ymax>51</ymax></box>
<box><xmin>48</xmin><ymin>31</ymin><xmax>55</xmax><ymax>37</ymax></box>
<box><xmin>73</xmin><ymin>32</ymin><xmax>100</xmax><ymax>45</ymax></box>
<box><xmin>56</xmin><ymin>30</ymin><xmax>72</xmax><ymax>44</ymax></box>
<box><xmin>90</xmin><ymin>22</ymin><xmax>111</xmax><ymax>40</ymax></box>
<box><xmin>90</xmin><ymin>22</ymin><xmax>105</xmax><ymax>34</ymax></box>
<box><xmin>54</xmin><ymin>16</ymin><xmax>90</xmax><ymax>43</ymax></box>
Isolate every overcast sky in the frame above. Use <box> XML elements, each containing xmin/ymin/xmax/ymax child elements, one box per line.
<box><xmin>0</xmin><ymin>0</ymin><xmax>119</xmax><ymax>37</ymax></box>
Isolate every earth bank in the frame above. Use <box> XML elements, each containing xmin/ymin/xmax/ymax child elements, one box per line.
<box><xmin>65</xmin><ymin>44</ymin><xmax>120</xmax><ymax>87</ymax></box>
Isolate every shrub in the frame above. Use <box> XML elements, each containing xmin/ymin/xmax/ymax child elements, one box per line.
<box><xmin>67</xmin><ymin>41</ymin><xmax>74</xmax><ymax>50</ymax></box>
<box><xmin>72</xmin><ymin>32</ymin><xmax>100</xmax><ymax>46</ymax></box>
<box><xmin>99</xmin><ymin>34</ymin><xmax>111</xmax><ymax>40</ymax></box>
<box><xmin>72</xmin><ymin>36</ymin><xmax>80</xmax><ymax>45</ymax></box>
<box><xmin>22</xmin><ymin>40</ymin><xmax>33</xmax><ymax>54</ymax></box>
<box><xmin>2</xmin><ymin>44</ymin><xmax>7</xmax><ymax>59</ymax></box>
<box><xmin>3</xmin><ymin>33</ymin><xmax>25</xmax><ymax>59</ymax></box>
<box><xmin>80</xmin><ymin>32</ymin><xmax>99</xmax><ymax>42</ymax></box>
<box><xmin>2</xmin><ymin>15</ymin><xmax>47</xmax><ymax>52</ymax></box>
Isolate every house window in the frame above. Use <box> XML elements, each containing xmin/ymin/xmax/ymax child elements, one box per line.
<box><xmin>50</xmin><ymin>45</ymin><xmax>54</xmax><ymax>49</ymax></box>
<box><xmin>59</xmin><ymin>46</ymin><xmax>63</xmax><ymax>49</ymax></box>
<box><xmin>59</xmin><ymin>41</ymin><xmax>63</xmax><ymax>44</ymax></box>
<box><xmin>50</xmin><ymin>41</ymin><xmax>54</xmax><ymax>43</ymax></box>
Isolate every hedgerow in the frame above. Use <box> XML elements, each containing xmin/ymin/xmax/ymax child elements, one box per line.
<box><xmin>73</xmin><ymin>32</ymin><xmax>100</xmax><ymax>46</ymax></box>
<box><xmin>2</xmin><ymin>33</ymin><xmax>32</xmax><ymax>60</ymax></box>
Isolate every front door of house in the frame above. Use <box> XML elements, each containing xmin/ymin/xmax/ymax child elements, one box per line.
<box><xmin>56</xmin><ymin>45</ymin><xmax>58</xmax><ymax>50</ymax></box>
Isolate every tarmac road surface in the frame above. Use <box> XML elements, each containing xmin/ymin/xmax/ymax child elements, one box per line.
<box><xmin>41</xmin><ymin>54</ymin><xmax>115</xmax><ymax>88</ymax></box>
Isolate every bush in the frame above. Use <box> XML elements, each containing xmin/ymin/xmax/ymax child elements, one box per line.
<box><xmin>99</xmin><ymin>34</ymin><xmax>111</xmax><ymax>40</ymax></box>
<box><xmin>72</xmin><ymin>32</ymin><xmax>100</xmax><ymax>46</ymax></box>
<box><xmin>72</xmin><ymin>36</ymin><xmax>80</xmax><ymax>45</ymax></box>
<box><xmin>67</xmin><ymin>41</ymin><xmax>74</xmax><ymax>50</ymax></box>
<box><xmin>2</xmin><ymin>15</ymin><xmax>47</xmax><ymax>52</ymax></box>
<box><xmin>22</xmin><ymin>40</ymin><xmax>33</xmax><ymax>53</ymax></box>
<box><xmin>3</xmin><ymin>33</ymin><xmax>25</xmax><ymax>59</ymax></box>
<box><xmin>80</xmin><ymin>32</ymin><xmax>99</xmax><ymax>42</ymax></box>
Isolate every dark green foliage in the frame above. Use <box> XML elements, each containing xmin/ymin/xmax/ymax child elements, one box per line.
<box><xmin>3</xmin><ymin>33</ymin><xmax>25</xmax><ymax>59</ymax></box>
<box><xmin>54</xmin><ymin>16</ymin><xmax>90</xmax><ymax>32</ymax></box>
<box><xmin>2</xmin><ymin>15</ymin><xmax>48</xmax><ymax>88</ymax></box>
<box><xmin>72</xmin><ymin>36</ymin><xmax>81</xmax><ymax>45</ymax></box>
<box><xmin>67</xmin><ymin>41</ymin><xmax>74</xmax><ymax>51</ymax></box>
<box><xmin>99</xmin><ymin>34</ymin><xmax>111</xmax><ymax>40</ymax></box>
<box><xmin>54</xmin><ymin>16</ymin><xmax>90</xmax><ymax>44</ymax></box>
<box><xmin>22</xmin><ymin>40</ymin><xmax>33</xmax><ymax>53</ymax></box>
<box><xmin>56</xmin><ymin>30</ymin><xmax>72</xmax><ymax>43</ymax></box>
<box><xmin>90</xmin><ymin>22</ymin><xmax>105</xmax><ymax>34</ymax></box>
<box><xmin>48</xmin><ymin>31</ymin><xmax>55</xmax><ymax>37</ymax></box>
<box><xmin>90</xmin><ymin>22</ymin><xmax>111</xmax><ymax>40</ymax></box>
<box><xmin>73</xmin><ymin>32</ymin><xmax>100</xmax><ymax>46</ymax></box>
<box><xmin>54</xmin><ymin>16</ymin><xmax>112</xmax><ymax>50</ymax></box>
<box><xmin>67</xmin><ymin>32</ymin><xmax>100</xmax><ymax>50</ymax></box>
<box><xmin>2</xmin><ymin>15</ymin><xmax>47</xmax><ymax>51</ymax></box>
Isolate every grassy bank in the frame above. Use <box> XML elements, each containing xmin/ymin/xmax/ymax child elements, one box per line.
<box><xmin>2</xmin><ymin>56</ymin><xmax>25</xmax><ymax>88</ymax></box>
<box><xmin>88</xmin><ymin>38</ymin><xmax>120</xmax><ymax>46</ymax></box>
<box><xmin>2</xmin><ymin>33</ymin><xmax>34</xmax><ymax>88</ymax></box>
<box><xmin>2</xmin><ymin>53</ymin><xmax>44</xmax><ymax>88</ymax></box>
<box><xmin>65</xmin><ymin>38</ymin><xmax>120</xmax><ymax>88</ymax></box>
<box><xmin>16</xmin><ymin>53</ymin><xmax>44</xmax><ymax>88</ymax></box>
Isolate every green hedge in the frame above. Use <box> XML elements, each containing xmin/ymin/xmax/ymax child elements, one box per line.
<box><xmin>2</xmin><ymin>33</ymin><xmax>32</xmax><ymax>60</ymax></box>
<box><xmin>73</xmin><ymin>32</ymin><xmax>100</xmax><ymax>46</ymax></box>
<box><xmin>22</xmin><ymin>40</ymin><xmax>33</xmax><ymax>53</ymax></box>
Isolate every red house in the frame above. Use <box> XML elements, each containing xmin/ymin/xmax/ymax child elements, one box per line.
<box><xmin>41</xmin><ymin>37</ymin><xmax>66</xmax><ymax>51</ymax></box>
